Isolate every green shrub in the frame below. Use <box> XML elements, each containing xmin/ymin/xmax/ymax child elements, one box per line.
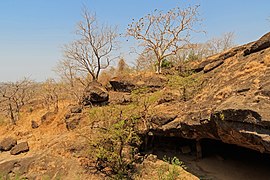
<box><xmin>89</xmin><ymin>115</ymin><xmax>141</xmax><ymax>179</ymax></box>
<box><xmin>158</xmin><ymin>156</ymin><xmax>186</xmax><ymax>180</ymax></box>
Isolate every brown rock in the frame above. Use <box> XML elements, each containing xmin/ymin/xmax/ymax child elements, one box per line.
<box><xmin>31</xmin><ymin>120</ymin><xmax>39</xmax><ymax>129</ymax></box>
<box><xmin>109</xmin><ymin>79</ymin><xmax>136</xmax><ymax>92</ymax></box>
<box><xmin>145</xmin><ymin>32</ymin><xmax>270</xmax><ymax>154</ymax></box>
<box><xmin>70</xmin><ymin>105</ymin><xmax>82</xmax><ymax>113</ymax></box>
<box><xmin>0</xmin><ymin>137</ymin><xmax>17</xmax><ymax>151</ymax></box>
<box><xmin>82</xmin><ymin>82</ymin><xmax>109</xmax><ymax>106</ymax></box>
<box><xmin>10</xmin><ymin>142</ymin><xmax>29</xmax><ymax>155</ymax></box>
<box><xmin>244</xmin><ymin>32</ymin><xmax>270</xmax><ymax>56</ymax></box>
<box><xmin>151</xmin><ymin>114</ymin><xmax>177</xmax><ymax>126</ymax></box>
<box><xmin>65</xmin><ymin>116</ymin><xmax>81</xmax><ymax>130</ymax></box>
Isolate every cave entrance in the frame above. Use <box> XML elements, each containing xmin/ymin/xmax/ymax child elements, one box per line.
<box><xmin>144</xmin><ymin>135</ymin><xmax>270</xmax><ymax>180</ymax></box>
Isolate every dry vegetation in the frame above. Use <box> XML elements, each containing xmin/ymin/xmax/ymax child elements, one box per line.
<box><xmin>0</xmin><ymin>4</ymin><xmax>245</xmax><ymax>180</ymax></box>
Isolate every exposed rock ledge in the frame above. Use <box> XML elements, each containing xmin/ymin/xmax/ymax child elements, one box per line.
<box><xmin>147</xmin><ymin>32</ymin><xmax>270</xmax><ymax>154</ymax></box>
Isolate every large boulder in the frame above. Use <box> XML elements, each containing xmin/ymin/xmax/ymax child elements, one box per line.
<box><xmin>109</xmin><ymin>78</ymin><xmax>136</xmax><ymax>92</ymax></box>
<box><xmin>81</xmin><ymin>82</ymin><xmax>109</xmax><ymax>106</ymax></box>
<box><xmin>0</xmin><ymin>137</ymin><xmax>17</xmax><ymax>151</ymax></box>
<box><xmin>109</xmin><ymin>74</ymin><xmax>168</xmax><ymax>93</ymax></box>
<box><xmin>10</xmin><ymin>142</ymin><xmax>29</xmax><ymax>155</ymax></box>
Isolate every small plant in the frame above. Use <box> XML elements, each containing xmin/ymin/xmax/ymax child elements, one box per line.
<box><xmin>219</xmin><ymin>113</ymin><xmax>225</xmax><ymax>121</ymax></box>
<box><xmin>158</xmin><ymin>156</ymin><xmax>186</xmax><ymax>180</ymax></box>
<box><xmin>168</xmin><ymin>74</ymin><xmax>202</xmax><ymax>101</ymax></box>
<box><xmin>89</xmin><ymin>111</ymin><xmax>141</xmax><ymax>179</ymax></box>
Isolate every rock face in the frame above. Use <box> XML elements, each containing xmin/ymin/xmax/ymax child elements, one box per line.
<box><xmin>0</xmin><ymin>137</ymin><xmax>17</xmax><ymax>151</ymax></box>
<box><xmin>82</xmin><ymin>82</ymin><xmax>109</xmax><ymax>106</ymax></box>
<box><xmin>0</xmin><ymin>157</ymin><xmax>35</xmax><ymax>178</ymax></box>
<box><xmin>146</xmin><ymin>32</ymin><xmax>270</xmax><ymax>154</ymax></box>
<box><xmin>244</xmin><ymin>32</ymin><xmax>270</xmax><ymax>56</ymax></box>
<box><xmin>109</xmin><ymin>74</ymin><xmax>167</xmax><ymax>93</ymax></box>
<box><xmin>10</xmin><ymin>142</ymin><xmax>29</xmax><ymax>155</ymax></box>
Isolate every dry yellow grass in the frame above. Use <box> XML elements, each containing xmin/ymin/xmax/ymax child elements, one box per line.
<box><xmin>214</xmin><ymin>86</ymin><xmax>232</xmax><ymax>100</ymax></box>
<box><xmin>263</xmin><ymin>54</ymin><xmax>270</xmax><ymax>66</ymax></box>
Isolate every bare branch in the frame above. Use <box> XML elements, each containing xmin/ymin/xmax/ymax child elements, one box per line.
<box><xmin>62</xmin><ymin>8</ymin><xmax>118</xmax><ymax>82</ymax></box>
<box><xmin>127</xmin><ymin>5</ymin><xmax>201</xmax><ymax>73</ymax></box>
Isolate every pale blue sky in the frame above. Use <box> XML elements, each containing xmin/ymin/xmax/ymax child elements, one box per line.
<box><xmin>0</xmin><ymin>0</ymin><xmax>269</xmax><ymax>82</ymax></box>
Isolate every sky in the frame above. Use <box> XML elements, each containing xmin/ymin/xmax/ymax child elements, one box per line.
<box><xmin>0</xmin><ymin>0</ymin><xmax>269</xmax><ymax>82</ymax></box>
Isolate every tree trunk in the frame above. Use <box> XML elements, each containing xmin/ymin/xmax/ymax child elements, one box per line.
<box><xmin>156</xmin><ymin>59</ymin><xmax>162</xmax><ymax>74</ymax></box>
<box><xmin>9</xmin><ymin>103</ymin><xmax>16</xmax><ymax>125</ymax></box>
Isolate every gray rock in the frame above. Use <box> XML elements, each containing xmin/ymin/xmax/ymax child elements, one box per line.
<box><xmin>0</xmin><ymin>137</ymin><xmax>17</xmax><ymax>151</ymax></box>
<box><xmin>10</xmin><ymin>142</ymin><xmax>29</xmax><ymax>155</ymax></box>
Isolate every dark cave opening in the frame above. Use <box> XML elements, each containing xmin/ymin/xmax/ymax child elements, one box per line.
<box><xmin>142</xmin><ymin>135</ymin><xmax>270</xmax><ymax>180</ymax></box>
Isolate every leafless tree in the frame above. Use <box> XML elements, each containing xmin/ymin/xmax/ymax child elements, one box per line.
<box><xmin>0</xmin><ymin>78</ymin><xmax>35</xmax><ymax>124</ymax></box>
<box><xmin>54</xmin><ymin>59</ymin><xmax>87</xmax><ymax>103</ymax></box>
<box><xmin>127</xmin><ymin>5</ymin><xmax>201</xmax><ymax>73</ymax></box>
<box><xmin>40</xmin><ymin>79</ymin><xmax>62</xmax><ymax>112</ymax></box>
<box><xmin>135</xmin><ymin>48</ymin><xmax>156</xmax><ymax>71</ymax></box>
<box><xmin>205</xmin><ymin>32</ymin><xmax>235</xmax><ymax>55</ymax></box>
<box><xmin>63</xmin><ymin>8</ymin><xmax>118</xmax><ymax>82</ymax></box>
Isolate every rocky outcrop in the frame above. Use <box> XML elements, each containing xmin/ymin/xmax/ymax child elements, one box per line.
<box><xmin>82</xmin><ymin>82</ymin><xmax>109</xmax><ymax>106</ymax></box>
<box><xmin>109</xmin><ymin>74</ymin><xmax>168</xmax><ymax>93</ymax></box>
<box><xmin>0</xmin><ymin>137</ymin><xmax>17</xmax><ymax>151</ymax></box>
<box><xmin>109</xmin><ymin>78</ymin><xmax>136</xmax><ymax>92</ymax></box>
<box><xmin>0</xmin><ymin>157</ymin><xmax>35</xmax><ymax>179</ymax></box>
<box><xmin>145</xmin><ymin>32</ymin><xmax>270</xmax><ymax>154</ymax></box>
<box><xmin>10</xmin><ymin>142</ymin><xmax>29</xmax><ymax>155</ymax></box>
<box><xmin>244</xmin><ymin>32</ymin><xmax>270</xmax><ymax>56</ymax></box>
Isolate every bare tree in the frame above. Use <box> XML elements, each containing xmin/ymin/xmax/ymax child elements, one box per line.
<box><xmin>127</xmin><ymin>5</ymin><xmax>201</xmax><ymax>73</ymax></box>
<box><xmin>0</xmin><ymin>78</ymin><xmax>35</xmax><ymax>124</ymax></box>
<box><xmin>63</xmin><ymin>8</ymin><xmax>118</xmax><ymax>82</ymax></box>
<box><xmin>205</xmin><ymin>32</ymin><xmax>235</xmax><ymax>55</ymax></box>
<box><xmin>54</xmin><ymin>59</ymin><xmax>87</xmax><ymax>103</ymax></box>
<box><xmin>54</xmin><ymin>59</ymin><xmax>78</xmax><ymax>88</ymax></box>
<box><xmin>135</xmin><ymin>48</ymin><xmax>156</xmax><ymax>71</ymax></box>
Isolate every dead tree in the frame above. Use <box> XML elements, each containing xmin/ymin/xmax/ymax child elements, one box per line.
<box><xmin>127</xmin><ymin>5</ymin><xmax>201</xmax><ymax>73</ymax></box>
<box><xmin>0</xmin><ymin>78</ymin><xmax>35</xmax><ymax>124</ymax></box>
<box><xmin>63</xmin><ymin>8</ymin><xmax>118</xmax><ymax>82</ymax></box>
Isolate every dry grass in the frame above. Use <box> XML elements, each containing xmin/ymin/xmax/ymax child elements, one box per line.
<box><xmin>263</xmin><ymin>54</ymin><xmax>270</xmax><ymax>66</ymax></box>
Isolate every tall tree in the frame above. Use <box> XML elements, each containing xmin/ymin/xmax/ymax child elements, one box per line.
<box><xmin>63</xmin><ymin>8</ymin><xmax>118</xmax><ymax>81</ymax></box>
<box><xmin>127</xmin><ymin>5</ymin><xmax>201</xmax><ymax>73</ymax></box>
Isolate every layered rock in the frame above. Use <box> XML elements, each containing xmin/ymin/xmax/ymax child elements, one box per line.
<box><xmin>147</xmin><ymin>32</ymin><xmax>270</xmax><ymax>154</ymax></box>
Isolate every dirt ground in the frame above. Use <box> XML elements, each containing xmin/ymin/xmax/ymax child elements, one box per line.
<box><xmin>153</xmin><ymin>144</ymin><xmax>270</xmax><ymax>180</ymax></box>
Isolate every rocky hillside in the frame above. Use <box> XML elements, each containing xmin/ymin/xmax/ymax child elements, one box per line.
<box><xmin>1</xmin><ymin>32</ymin><xmax>270</xmax><ymax>179</ymax></box>
<box><xmin>145</xmin><ymin>32</ymin><xmax>270</xmax><ymax>154</ymax></box>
